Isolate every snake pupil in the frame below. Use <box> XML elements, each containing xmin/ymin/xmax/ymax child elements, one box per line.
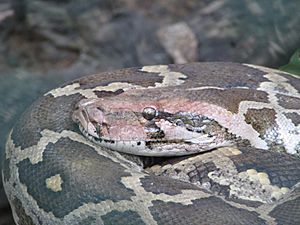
<box><xmin>142</xmin><ymin>107</ymin><xmax>157</xmax><ymax>120</ymax></box>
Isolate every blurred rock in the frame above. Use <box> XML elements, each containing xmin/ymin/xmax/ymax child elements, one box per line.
<box><xmin>0</xmin><ymin>10</ymin><xmax>13</xmax><ymax>23</ymax></box>
<box><xmin>75</xmin><ymin>11</ymin><xmax>169</xmax><ymax>69</ymax></box>
<box><xmin>3</xmin><ymin>0</ymin><xmax>300</xmax><ymax>71</ymax></box>
<box><xmin>157</xmin><ymin>22</ymin><xmax>198</xmax><ymax>63</ymax></box>
<box><xmin>188</xmin><ymin>0</ymin><xmax>300</xmax><ymax>67</ymax></box>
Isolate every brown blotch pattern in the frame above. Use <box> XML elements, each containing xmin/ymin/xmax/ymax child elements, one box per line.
<box><xmin>72</xmin><ymin>67</ymin><xmax>165</xmax><ymax>89</ymax></box>
<box><xmin>93</xmin><ymin>89</ymin><xmax>124</xmax><ymax>98</ymax></box>
<box><xmin>244</xmin><ymin>108</ymin><xmax>277</xmax><ymax>137</ymax></box>
<box><xmin>187</xmin><ymin>88</ymin><xmax>269</xmax><ymax>114</ymax></box>
<box><xmin>169</xmin><ymin>62</ymin><xmax>268</xmax><ymax>89</ymax></box>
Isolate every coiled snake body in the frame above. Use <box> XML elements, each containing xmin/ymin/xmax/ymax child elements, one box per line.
<box><xmin>2</xmin><ymin>62</ymin><xmax>300</xmax><ymax>225</ymax></box>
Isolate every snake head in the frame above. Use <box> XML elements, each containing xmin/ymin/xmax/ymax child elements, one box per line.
<box><xmin>72</xmin><ymin>97</ymin><xmax>236</xmax><ymax>157</ymax></box>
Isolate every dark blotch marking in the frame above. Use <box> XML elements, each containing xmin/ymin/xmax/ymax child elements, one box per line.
<box><xmin>244</xmin><ymin>108</ymin><xmax>277</xmax><ymax>137</ymax></box>
<box><xmin>150</xmin><ymin>198</ymin><xmax>267</xmax><ymax>225</ymax></box>
<box><xmin>145</xmin><ymin>141</ymin><xmax>153</xmax><ymax>149</ymax></box>
<box><xmin>276</xmin><ymin>94</ymin><xmax>300</xmax><ymax>110</ymax></box>
<box><xmin>72</xmin><ymin>67</ymin><xmax>164</xmax><ymax>89</ymax></box>
<box><xmin>102</xmin><ymin>210</ymin><xmax>146</xmax><ymax>225</ymax></box>
<box><xmin>146</xmin><ymin>130</ymin><xmax>165</xmax><ymax>139</ymax></box>
<box><xmin>285</xmin><ymin>112</ymin><xmax>300</xmax><ymax>126</ymax></box>
<box><xmin>17</xmin><ymin>137</ymin><xmax>135</xmax><ymax>218</ymax></box>
<box><xmin>144</xmin><ymin>140</ymin><xmax>190</xmax><ymax>150</ymax></box>
<box><xmin>103</xmin><ymin>139</ymin><xmax>115</xmax><ymax>144</ymax></box>
<box><xmin>168</xmin><ymin>63</ymin><xmax>272</xmax><ymax>113</ymax></box>
<box><xmin>93</xmin><ymin>89</ymin><xmax>124</xmax><ymax>98</ymax></box>
<box><xmin>11</xmin><ymin>94</ymin><xmax>83</xmax><ymax>149</ymax></box>
<box><xmin>140</xmin><ymin>175</ymin><xmax>199</xmax><ymax>195</ymax></box>
<box><xmin>231</xmin><ymin>147</ymin><xmax>300</xmax><ymax>188</ymax></box>
<box><xmin>169</xmin><ymin>62</ymin><xmax>268</xmax><ymax>89</ymax></box>
<box><xmin>188</xmin><ymin>88</ymin><xmax>269</xmax><ymax>114</ymax></box>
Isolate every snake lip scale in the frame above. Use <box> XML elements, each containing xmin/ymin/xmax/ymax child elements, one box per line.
<box><xmin>2</xmin><ymin>62</ymin><xmax>300</xmax><ymax>225</ymax></box>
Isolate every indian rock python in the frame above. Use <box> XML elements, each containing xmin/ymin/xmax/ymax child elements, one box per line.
<box><xmin>2</xmin><ymin>62</ymin><xmax>300</xmax><ymax>225</ymax></box>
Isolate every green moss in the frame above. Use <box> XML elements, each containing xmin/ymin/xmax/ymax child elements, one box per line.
<box><xmin>279</xmin><ymin>49</ymin><xmax>300</xmax><ymax>76</ymax></box>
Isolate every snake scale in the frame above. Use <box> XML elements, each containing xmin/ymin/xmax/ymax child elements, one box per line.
<box><xmin>2</xmin><ymin>62</ymin><xmax>300</xmax><ymax>225</ymax></box>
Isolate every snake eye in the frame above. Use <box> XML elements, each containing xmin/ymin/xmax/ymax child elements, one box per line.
<box><xmin>142</xmin><ymin>107</ymin><xmax>157</xmax><ymax>120</ymax></box>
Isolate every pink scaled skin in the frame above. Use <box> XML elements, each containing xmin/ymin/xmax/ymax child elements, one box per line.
<box><xmin>72</xmin><ymin>96</ymin><xmax>233</xmax><ymax>142</ymax></box>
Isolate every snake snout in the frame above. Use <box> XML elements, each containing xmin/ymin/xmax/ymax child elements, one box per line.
<box><xmin>72</xmin><ymin>98</ymin><xmax>110</xmax><ymax>139</ymax></box>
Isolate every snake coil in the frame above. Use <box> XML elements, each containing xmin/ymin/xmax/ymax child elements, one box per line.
<box><xmin>2</xmin><ymin>62</ymin><xmax>300</xmax><ymax>225</ymax></box>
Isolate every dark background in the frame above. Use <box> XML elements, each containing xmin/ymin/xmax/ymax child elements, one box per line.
<box><xmin>1</xmin><ymin>0</ymin><xmax>300</xmax><ymax>224</ymax></box>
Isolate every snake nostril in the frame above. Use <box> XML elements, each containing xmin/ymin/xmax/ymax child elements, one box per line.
<box><xmin>175</xmin><ymin>119</ymin><xmax>184</xmax><ymax>126</ymax></box>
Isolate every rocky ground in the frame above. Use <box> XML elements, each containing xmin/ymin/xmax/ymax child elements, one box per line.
<box><xmin>1</xmin><ymin>0</ymin><xmax>300</xmax><ymax>224</ymax></box>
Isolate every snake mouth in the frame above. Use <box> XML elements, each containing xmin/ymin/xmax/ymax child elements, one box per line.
<box><xmin>78</xmin><ymin>123</ymin><xmax>115</xmax><ymax>144</ymax></box>
<box><xmin>76</xmin><ymin>117</ymin><xmax>235</xmax><ymax>157</ymax></box>
<box><xmin>77</xmin><ymin>122</ymin><xmax>199</xmax><ymax>156</ymax></box>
